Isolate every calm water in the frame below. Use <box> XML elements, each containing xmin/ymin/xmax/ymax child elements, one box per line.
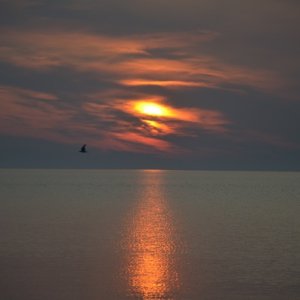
<box><xmin>0</xmin><ymin>170</ymin><xmax>299</xmax><ymax>300</ymax></box>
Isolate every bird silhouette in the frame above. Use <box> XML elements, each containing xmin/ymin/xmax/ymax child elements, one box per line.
<box><xmin>79</xmin><ymin>144</ymin><xmax>87</xmax><ymax>153</ymax></box>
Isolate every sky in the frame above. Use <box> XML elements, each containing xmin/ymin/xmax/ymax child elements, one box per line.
<box><xmin>0</xmin><ymin>0</ymin><xmax>299</xmax><ymax>170</ymax></box>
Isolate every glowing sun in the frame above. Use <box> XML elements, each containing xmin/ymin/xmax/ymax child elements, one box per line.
<box><xmin>135</xmin><ymin>102</ymin><xmax>169</xmax><ymax>117</ymax></box>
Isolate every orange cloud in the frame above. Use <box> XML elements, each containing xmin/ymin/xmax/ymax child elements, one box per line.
<box><xmin>0</xmin><ymin>86</ymin><xmax>73</xmax><ymax>137</ymax></box>
<box><xmin>0</xmin><ymin>29</ymin><xmax>283</xmax><ymax>92</ymax></box>
<box><xmin>0</xmin><ymin>86</ymin><xmax>58</xmax><ymax>101</ymax></box>
<box><xmin>81</xmin><ymin>92</ymin><xmax>230</xmax><ymax>154</ymax></box>
<box><xmin>0</xmin><ymin>28</ymin><xmax>291</xmax><ymax>155</ymax></box>
<box><xmin>0</xmin><ymin>84</ymin><xmax>293</xmax><ymax>155</ymax></box>
<box><xmin>121</xmin><ymin>98</ymin><xmax>229</xmax><ymax>132</ymax></box>
<box><xmin>117</xmin><ymin>57</ymin><xmax>283</xmax><ymax>92</ymax></box>
<box><xmin>119</xmin><ymin>79</ymin><xmax>207</xmax><ymax>88</ymax></box>
<box><xmin>112</xmin><ymin>132</ymin><xmax>173</xmax><ymax>153</ymax></box>
<box><xmin>0</xmin><ymin>86</ymin><xmax>138</xmax><ymax>152</ymax></box>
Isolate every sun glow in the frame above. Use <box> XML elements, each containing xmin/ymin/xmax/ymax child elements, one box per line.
<box><xmin>135</xmin><ymin>102</ymin><xmax>170</xmax><ymax>117</ymax></box>
<box><xmin>117</xmin><ymin>99</ymin><xmax>227</xmax><ymax>142</ymax></box>
<box><xmin>143</xmin><ymin>119</ymin><xmax>173</xmax><ymax>135</ymax></box>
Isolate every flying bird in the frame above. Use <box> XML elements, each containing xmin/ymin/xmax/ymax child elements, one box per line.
<box><xmin>79</xmin><ymin>144</ymin><xmax>87</xmax><ymax>153</ymax></box>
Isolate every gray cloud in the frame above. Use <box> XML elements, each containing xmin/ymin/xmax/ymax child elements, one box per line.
<box><xmin>0</xmin><ymin>0</ymin><xmax>299</xmax><ymax>169</ymax></box>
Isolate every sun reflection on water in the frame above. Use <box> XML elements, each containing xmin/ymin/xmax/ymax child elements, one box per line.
<box><xmin>123</xmin><ymin>170</ymin><xmax>179</xmax><ymax>299</ymax></box>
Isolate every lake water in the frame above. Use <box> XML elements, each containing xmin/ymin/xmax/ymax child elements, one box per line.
<box><xmin>0</xmin><ymin>170</ymin><xmax>299</xmax><ymax>300</ymax></box>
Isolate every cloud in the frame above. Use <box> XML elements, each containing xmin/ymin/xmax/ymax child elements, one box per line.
<box><xmin>0</xmin><ymin>29</ymin><xmax>283</xmax><ymax>93</ymax></box>
<box><xmin>82</xmin><ymin>95</ymin><xmax>229</xmax><ymax>153</ymax></box>
<box><xmin>0</xmin><ymin>25</ymin><xmax>296</xmax><ymax>156</ymax></box>
<box><xmin>0</xmin><ymin>86</ymin><xmax>73</xmax><ymax>137</ymax></box>
<box><xmin>119</xmin><ymin>79</ymin><xmax>208</xmax><ymax>89</ymax></box>
<box><xmin>0</xmin><ymin>85</ymin><xmax>225</xmax><ymax>154</ymax></box>
<box><xmin>0</xmin><ymin>0</ymin><xmax>299</xmax><ymax>168</ymax></box>
<box><xmin>0</xmin><ymin>80</ymin><xmax>232</xmax><ymax>154</ymax></box>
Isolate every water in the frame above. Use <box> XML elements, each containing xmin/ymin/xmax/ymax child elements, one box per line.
<box><xmin>0</xmin><ymin>169</ymin><xmax>299</xmax><ymax>300</ymax></box>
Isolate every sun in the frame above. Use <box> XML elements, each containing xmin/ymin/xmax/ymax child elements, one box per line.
<box><xmin>135</xmin><ymin>102</ymin><xmax>169</xmax><ymax>117</ymax></box>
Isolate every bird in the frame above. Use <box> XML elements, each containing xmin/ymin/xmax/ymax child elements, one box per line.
<box><xmin>79</xmin><ymin>144</ymin><xmax>87</xmax><ymax>153</ymax></box>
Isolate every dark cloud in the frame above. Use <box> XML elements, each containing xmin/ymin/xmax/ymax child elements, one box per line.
<box><xmin>0</xmin><ymin>0</ymin><xmax>299</xmax><ymax>169</ymax></box>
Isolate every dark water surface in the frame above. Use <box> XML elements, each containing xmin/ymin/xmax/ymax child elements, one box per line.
<box><xmin>0</xmin><ymin>170</ymin><xmax>299</xmax><ymax>299</ymax></box>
